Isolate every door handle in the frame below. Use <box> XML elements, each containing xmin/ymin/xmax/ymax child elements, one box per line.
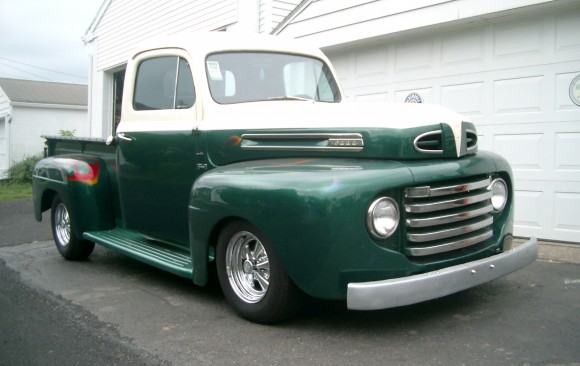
<box><xmin>117</xmin><ymin>133</ymin><xmax>133</xmax><ymax>142</ymax></box>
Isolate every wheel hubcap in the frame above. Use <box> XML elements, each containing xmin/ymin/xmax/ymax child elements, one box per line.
<box><xmin>225</xmin><ymin>231</ymin><xmax>270</xmax><ymax>303</ymax></box>
<box><xmin>54</xmin><ymin>202</ymin><xmax>71</xmax><ymax>247</ymax></box>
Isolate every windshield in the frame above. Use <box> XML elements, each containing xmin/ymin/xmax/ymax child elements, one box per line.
<box><xmin>206</xmin><ymin>52</ymin><xmax>341</xmax><ymax>104</ymax></box>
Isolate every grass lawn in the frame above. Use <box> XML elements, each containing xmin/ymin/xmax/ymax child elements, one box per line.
<box><xmin>0</xmin><ymin>182</ymin><xmax>33</xmax><ymax>201</ymax></box>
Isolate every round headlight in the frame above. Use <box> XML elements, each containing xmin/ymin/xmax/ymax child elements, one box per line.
<box><xmin>489</xmin><ymin>178</ymin><xmax>508</xmax><ymax>212</ymax></box>
<box><xmin>367</xmin><ymin>197</ymin><xmax>399</xmax><ymax>238</ymax></box>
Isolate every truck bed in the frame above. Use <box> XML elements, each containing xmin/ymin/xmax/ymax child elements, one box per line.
<box><xmin>42</xmin><ymin>135</ymin><xmax>115</xmax><ymax>157</ymax></box>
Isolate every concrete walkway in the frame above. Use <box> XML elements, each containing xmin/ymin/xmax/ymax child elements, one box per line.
<box><xmin>514</xmin><ymin>238</ymin><xmax>580</xmax><ymax>265</ymax></box>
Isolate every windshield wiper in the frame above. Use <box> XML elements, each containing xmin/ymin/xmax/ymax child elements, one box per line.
<box><xmin>267</xmin><ymin>96</ymin><xmax>315</xmax><ymax>102</ymax></box>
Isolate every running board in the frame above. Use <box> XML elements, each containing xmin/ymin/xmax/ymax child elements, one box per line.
<box><xmin>84</xmin><ymin>229</ymin><xmax>193</xmax><ymax>279</ymax></box>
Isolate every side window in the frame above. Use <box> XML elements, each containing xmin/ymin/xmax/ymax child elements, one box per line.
<box><xmin>133</xmin><ymin>56</ymin><xmax>195</xmax><ymax>111</ymax></box>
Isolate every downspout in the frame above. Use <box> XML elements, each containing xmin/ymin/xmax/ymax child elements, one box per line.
<box><xmin>86</xmin><ymin>46</ymin><xmax>94</xmax><ymax>138</ymax></box>
<box><xmin>6</xmin><ymin>107</ymin><xmax>12</xmax><ymax>174</ymax></box>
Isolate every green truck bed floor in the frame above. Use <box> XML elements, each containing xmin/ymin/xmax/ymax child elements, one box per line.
<box><xmin>84</xmin><ymin>228</ymin><xmax>193</xmax><ymax>279</ymax></box>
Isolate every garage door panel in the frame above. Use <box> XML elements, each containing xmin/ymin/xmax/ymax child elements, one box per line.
<box><xmin>494</xmin><ymin>133</ymin><xmax>545</xmax><ymax>172</ymax></box>
<box><xmin>555</xmin><ymin>11</ymin><xmax>580</xmax><ymax>56</ymax></box>
<box><xmin>478</xmin><ymin>121</ymin><xmax>580</xmax><ymax>182</ymax></box>
<box><xmin>441</xmin><ymin>82</ymin><xmax>484</xmax><ymax>118</ymax></box>
<box><xmin>355</xmin><ymin>46</ymin><xmax>389</xmax><ymax>80</ymax></box>
<box><xmin>514</xmin><ymin>180</ymin><xmax>552</xmax><ymax>241</ymax></box>
<box><xmin>494</xmin><ymin>76</ymin><xmax>545</xmax><ymax>115</ymax></box>
<box><xmin>554</xmin><ymin>191</ymin><xmax>580</xmax><ymax>233</ymax></box>
<box><xmin>555</xmin><ymin>132</ymin><xmax>580</xmax><ymax>172</ymax></box>
<box><xmin>494</xmin><ymin>19</ymin><xmax>545</xmax><ymax>61</ymax></box>
<box><xmin>513</xmin><ymin>185</ymin><xmax>544</xmax><ymax>234</ymax></box>
<box><xmin>440</xmin><ymin>28</ymin><xmax>485</xmax><ymax>74</ymax></box>
<box><xmin>515</xmin><ymin>181</ymin><xmax>580</xmax><ymax>242</ymax></box>
<box><xmin>394</xmin><ymin>39</ymin><xmax>433</xmax><ymax>74</ymax></box>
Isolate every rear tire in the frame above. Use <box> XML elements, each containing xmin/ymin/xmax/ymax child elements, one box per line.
<box><xmin>50</xmin><ymin>195</ymin><xmax>94</xmax><ymax>260</ymax></box>
<box><xmin>216</xmin><ymin>220</ymin><xmax>305</xmax><ymax>324</ymax></box>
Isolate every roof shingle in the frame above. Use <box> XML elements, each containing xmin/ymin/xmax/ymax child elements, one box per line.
<box><xmin>0</xmin><ymin>78</ymin><xmax>87</xmax><ymax>106</ymax></box>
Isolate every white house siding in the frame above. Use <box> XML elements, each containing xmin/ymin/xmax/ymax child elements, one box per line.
<box><xmin>9</xmin><ymin>105</ymin><xmax>89</xmax><ymax>164</ymax></box>
<box><xmin>280</xmin><ymin>1</ymin><xmax>580</xmax><ymax>242</ymax></box>
<box><xmin>277</xmin><ymin>0</ymin><xmax>576</xmax><ymax>48</ymax></box>
<box><xmin>93</xmin><ymin>0</ymin><xmax>238</xmax><ymax>71</ymax></box>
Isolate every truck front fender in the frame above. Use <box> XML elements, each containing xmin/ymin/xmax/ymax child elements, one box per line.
<box><xmin>33</xmin><ymin>155</ymin><xmax>115</xmax><ymax>236</ymax></box>
<box><xmin>188</xmin><ymin>158</ymin><xmax>414</xmax><ymax>295</ymax></box>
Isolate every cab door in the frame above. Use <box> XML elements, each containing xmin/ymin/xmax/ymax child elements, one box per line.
<box><xmin>116</xmin><ymin>50</ymin><xmax>200</xmax><ymax>246</ymax></box>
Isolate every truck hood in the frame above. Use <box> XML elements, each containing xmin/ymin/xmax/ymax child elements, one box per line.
<box><xmin>202</xmin><ymin>102</ymin><xmax>478</xmax><ymax>166</ymax></box>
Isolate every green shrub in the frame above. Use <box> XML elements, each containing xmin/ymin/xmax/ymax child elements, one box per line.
<box><xmin>58</xmin><ymin>129</ymin><xmax>76</xmax><ymax>137</ymax></box>
<box><xmin>7</xmin><ymin>154</ymin><xmax>44</xmax><ymax>184</ymax></box>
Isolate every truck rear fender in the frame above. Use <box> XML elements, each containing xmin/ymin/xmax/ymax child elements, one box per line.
<box><xmin>32</xmin><ymin>155</ymin><xmax>115</xmax><ymax>235</ymax></box>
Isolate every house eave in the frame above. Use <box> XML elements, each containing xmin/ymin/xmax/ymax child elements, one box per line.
<box><xmin>82</xmin><ymin>0</ymin><xmax>112</xmax><ymax>44</ymax></box>
<box><xmin>271</xmin><ymin>0</ymin><xmax>313</xmax><ymax>35</ymax></box>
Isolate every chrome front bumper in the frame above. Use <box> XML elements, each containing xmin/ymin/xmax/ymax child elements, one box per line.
<box><xmin>347</xmin><ymin>238</ymin><xmax>538</xmax><ymax>310</ymax></box>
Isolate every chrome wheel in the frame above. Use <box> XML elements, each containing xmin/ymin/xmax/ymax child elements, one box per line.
<box><xmin>225</xmin><ymin>231</ymin><xmax>270</xmax><ymax>303</ymax></box>
<box><xmin>54</xmin><ymin>202</ymin><xmax>71</xmax><ymax>246</ymax></box>
<box><xmin>50</xmin><ymin>195</ymin><xmax>94</xmax><ymax>260</ymax></box>
<box><xmin>217</xmin><ymin>221</ymin><xmax>305</xmax><ymax>323</ymax></box>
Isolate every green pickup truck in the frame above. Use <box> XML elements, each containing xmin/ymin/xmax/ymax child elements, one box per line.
<box><xmin>33</xmin><ymin>33</ymin><xmax>537</xmax><ymax>323</ymax></box>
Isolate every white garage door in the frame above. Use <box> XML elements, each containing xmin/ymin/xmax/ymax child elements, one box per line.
<box><xmin>327</xmin><ymin>9</ymin><xmax>580</xmax><ymax>242</ymax></box>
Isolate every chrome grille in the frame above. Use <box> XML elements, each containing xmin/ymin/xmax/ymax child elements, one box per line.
<box><xmin>404</xmin><ymin>177</ymin><xmax>494</xmax><ymax>257</ymax></box>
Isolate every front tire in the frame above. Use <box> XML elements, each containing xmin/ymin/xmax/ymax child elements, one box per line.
<box><xmin>216</xmin><ymin>221</ymin><xmax>304</xmax><ymax>323</ymax></box>
<box><xmin>51</xmin><ymin>195</ymin><xmax>94</xmax><ymax>260</ymax></box>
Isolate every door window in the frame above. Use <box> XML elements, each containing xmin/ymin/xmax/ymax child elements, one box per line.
<box><xmin>133</xmin><ymin>56</ymin><xmax>195</xmax><ymax>111</ymax></box>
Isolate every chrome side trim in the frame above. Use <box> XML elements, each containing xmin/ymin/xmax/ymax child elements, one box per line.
<box><xmin>405</xmin><ymin>177</ymin><xmax>491</xmax><ymax>198</ymax></box>
<box><xmin>413</xmin><ymin>130</ymin><xmax>443</xmax><ymax>154</ymax></box>
<box><xmin>405</xmin><ymin>190</ymin><xmax>493</xmax><ymax>213</ymax></box>
<box><xmin>241</xmin><ymin>133</ymin><xmax>364</xmax><ymax>152</ymax></box>
<box><xmin>347</xmin><ymin>238</ymin><xmax>538</xmax><ymax>310</ymax></box>
<box><xmin>242</xmin><ymin>133</ymin><xmax>363</xmax><ymax>140</ymax></box>
<box><xmin>406</xmin><ymin>204</ymin><xmax>493</xmax><ymax>228</ymax></box>
<box><xmin>32</xmin><ymin>174</ymin><xmax>66</xmax><ymax>185</ymax></box>
<box><xmin>406</xmin><ymin>230</ymin><xmax>493</xmax><ymax>256</ymax></box>
<box><xmin>406</xmin><ymin>216</ymin><xmax>493</xmax><ymax>243</ymax></box>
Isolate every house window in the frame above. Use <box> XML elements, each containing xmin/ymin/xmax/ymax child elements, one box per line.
<box><xmin>133</xmin><ymin>57</ymin><xmax>195</xmax><ymax>111</ymax></box>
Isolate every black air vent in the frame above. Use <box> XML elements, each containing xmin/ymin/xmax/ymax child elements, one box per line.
<box><xmin>414</xmin><ymin>131</ymin><xmax>443</xmax><ymax>154</ymax></box>
<box><xmin>466</xmin><ymin>130</ymin><xmax>478</xmax><ymax>151</ymax></box>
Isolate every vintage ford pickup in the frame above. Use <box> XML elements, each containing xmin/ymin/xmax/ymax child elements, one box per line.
<box><xmin>33</xmin><ymin>33</ymin><xmax>537</xmax><ymax>323</ymax></box>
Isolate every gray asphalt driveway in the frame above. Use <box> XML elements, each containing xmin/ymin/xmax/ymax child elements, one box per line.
<box><xmin>0</xmin><ymin>198</ymin><xmax>52</xmax><ymax>247</ymax></box>
<box><xmin>1</xmin><ymin>197</ymin><xmax>579</xmax><ymax>365</ymax></box>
